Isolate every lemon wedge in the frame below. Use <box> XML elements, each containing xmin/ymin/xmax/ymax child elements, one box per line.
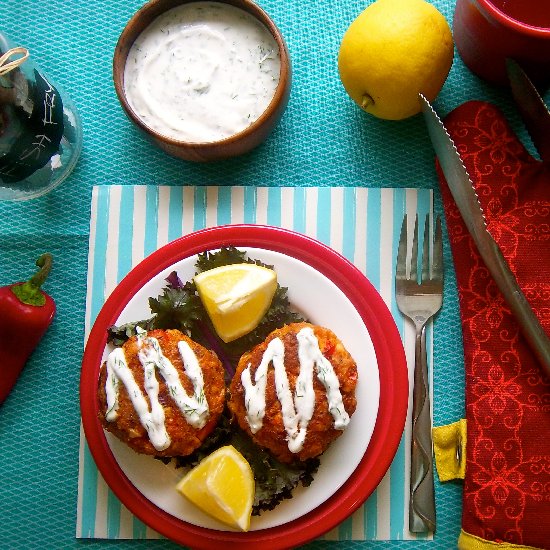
<box><xmin>194</xmin><ymin>263</ymin><xmax>277</xmax><ymax>343</ymax></box>
<box><xmin>176</xmin><ymin>445</ymin><xmax>255</xmax><ymax>531</ymax></box>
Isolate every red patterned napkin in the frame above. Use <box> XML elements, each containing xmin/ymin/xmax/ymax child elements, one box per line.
<box><xmin>436</xmin><ymin>101</ymin><xmax>550</xmax><ymax>549</ymax></box>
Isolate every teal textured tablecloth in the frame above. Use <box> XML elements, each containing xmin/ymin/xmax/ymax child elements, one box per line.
<box><xmin>0</xmin><ymin>0</ymin><xmax>545</xmax><ymax>548</ymax></box>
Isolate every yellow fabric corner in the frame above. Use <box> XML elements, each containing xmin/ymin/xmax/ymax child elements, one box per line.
<box><xmin>458</xmin><ymin>529</ymin><xmax>545</xmax><ymax>550</ymax></box>
<box><xmin>432</xmin><ymin>418</ymin><xmax>466</xmax><ymax>481</ymax></box>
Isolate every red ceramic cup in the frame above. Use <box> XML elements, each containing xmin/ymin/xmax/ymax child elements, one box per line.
<box><xmin>453</xmin><ymin>0</ymin><xmax>550</xmax><ymax>85</ymax></box>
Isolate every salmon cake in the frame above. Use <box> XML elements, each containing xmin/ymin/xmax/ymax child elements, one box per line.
<box><xmin>228</xmin><ymin>322</ymin><xmax>358</xmax><ymax>463</ymax></box>
<box><xmin>98</xmin><ymin>328</ymin><xmax>225</xmax><ymax>457</ymax></box>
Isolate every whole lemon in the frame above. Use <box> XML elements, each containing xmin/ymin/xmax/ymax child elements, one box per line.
<box><xmin>338</xmin><ymin>0</ymin><xmax>454</xmax><ymax>120</ymax></box>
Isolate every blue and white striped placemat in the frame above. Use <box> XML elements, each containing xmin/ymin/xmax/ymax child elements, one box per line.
<box><xmin>77</xmin><ymin>185</ymin><xmax>434</xmax><ymax>542</ymax></box>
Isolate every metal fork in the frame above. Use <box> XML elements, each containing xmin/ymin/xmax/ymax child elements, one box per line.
<box><xmin>395</xmin><ymin>214</ymin><xmax>443</xmax><ymax>533</ymax></box>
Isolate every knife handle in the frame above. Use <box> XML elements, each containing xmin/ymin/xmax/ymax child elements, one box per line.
<box><xmin>409</xmin><ymin>325</ymin><xmax>436</xmax><ymax>533</ymax></box>
<box><xmin>481</xmin><ymin>236</ymin><xmax>550</xmax><ymax>378</ymax></box>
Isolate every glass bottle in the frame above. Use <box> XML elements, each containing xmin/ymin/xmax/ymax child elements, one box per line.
<box><xmin>0</xmin><ymin>32</ymin><xmax>83</xmax><ymax>201</ymax></box>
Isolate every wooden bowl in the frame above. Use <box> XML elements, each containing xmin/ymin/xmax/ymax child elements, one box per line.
<box><xmin>113</xmin><ymin>0</ymin><xmax>291</xmax><ymax>162</ymax></box>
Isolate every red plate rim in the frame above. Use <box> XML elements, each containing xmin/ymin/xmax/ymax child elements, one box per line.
<box><xmin>80</xmin><ymin>224</ymin><xmax>408</xmax><ymax>549</ymax></box>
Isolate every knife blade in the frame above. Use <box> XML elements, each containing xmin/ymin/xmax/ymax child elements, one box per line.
<box><xmin>419</xmin><ymin>94</ymin><xmax>550</xmax><ymax>378</ymax></box>
<box><xmin>506</xmin><ymin>58</ymin><xmax>550</xmax><ymax>162</ymax></box>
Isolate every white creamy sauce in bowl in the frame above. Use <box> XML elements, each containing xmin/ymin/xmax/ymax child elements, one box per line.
<box><xmin>123</xmin><ymin>1</ymin><xmax>281</xmax><ymax>143</ymax></box>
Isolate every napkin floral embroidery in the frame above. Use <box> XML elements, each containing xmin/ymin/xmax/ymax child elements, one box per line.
<box><xmin>437</xmin><ymin>101</ymin><xmax>550</xmax><ymax>549</ymax></box>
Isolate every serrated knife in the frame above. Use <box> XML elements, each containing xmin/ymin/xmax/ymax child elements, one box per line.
<box><xmin>419</xmin><ymin>94</ymin><xmax>550</xmax><ymax>378</ymax></box>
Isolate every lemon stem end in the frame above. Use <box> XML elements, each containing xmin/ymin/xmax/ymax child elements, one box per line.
<box><xmin>360</xmin><ymin>93</ymin><xmax>374</xmax><ymax>111</ymax></box>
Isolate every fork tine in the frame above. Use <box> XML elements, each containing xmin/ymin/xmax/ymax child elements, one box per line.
<box><xmin>396</xmin><ymin>214</ymin><xmax>408</xmax><ymax>280</ymax></box>
<box><xmin>410</xmin><ymin>215</ymin><xmax>419</xmax><ymax>283</ymax></box>
<box><xmin>432</xmin><ymin>215</ymin><xmax>443</xmax><ymax>281</ymax></box>
<box><xmin>421</xmin><ymin>215</ymin><xmax>430</xmax><ymax>283</ymax></box>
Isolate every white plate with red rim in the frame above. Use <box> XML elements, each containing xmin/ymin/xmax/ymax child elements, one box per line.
<box><xmin>80</xmin><ymin>224</ymin><xmax>408</xmax><ymax>549</ymax></box>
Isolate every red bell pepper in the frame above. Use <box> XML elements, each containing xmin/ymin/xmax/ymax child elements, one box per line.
<box><xmin>0</xmin><ymin>253</ymin><xmax>56</xmax><ymax>404</ymax></box>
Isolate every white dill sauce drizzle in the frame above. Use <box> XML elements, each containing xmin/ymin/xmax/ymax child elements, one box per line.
<box><xmin>105</xmin><ymin>334</ymin><xmax>209</xmax><ymax>452</ymax></box>
<box><xmin>241</xmin><ymin>326</ymin><xmax>350</xmax><ymax>454</ymax></box>
<box><xmin>123</xmin><ymin>1</ymin><xmax>281</xmax><ymax>143</ymax></box>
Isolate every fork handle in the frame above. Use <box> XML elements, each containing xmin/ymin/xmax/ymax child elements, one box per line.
<box><xmin>409</xmin><ymin>325</ymin><xmax>436</xmax><ymax>533</ymax></box>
